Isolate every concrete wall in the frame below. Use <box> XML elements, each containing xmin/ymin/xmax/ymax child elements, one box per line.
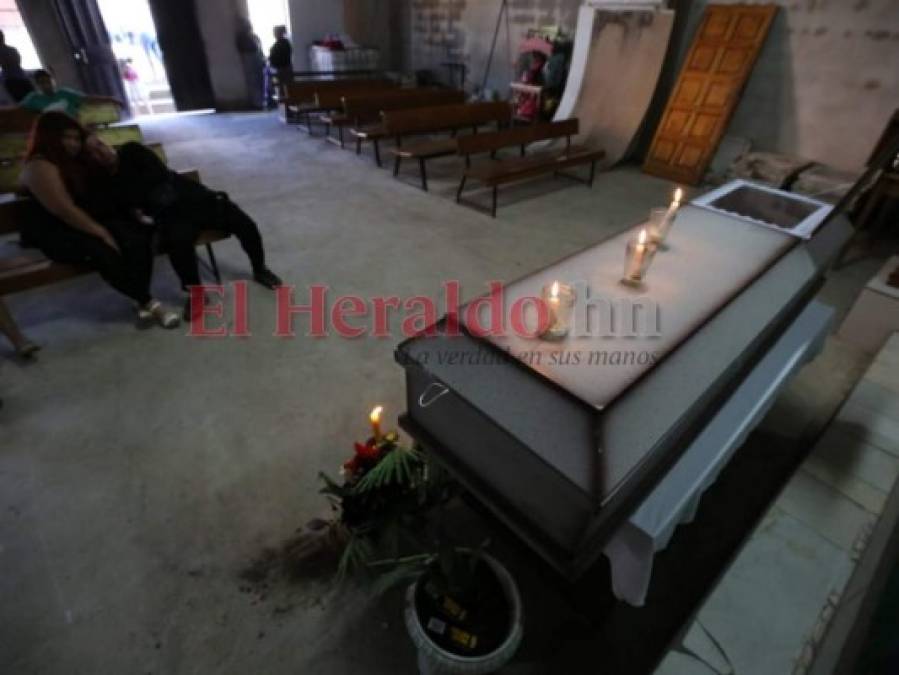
<box><xmin>398</xmin><ymin>0</ymin><xmax>581</xmax><ymax>92</ymax></box>
<box><xmin>288</xmin><ymin>0</ymin><xmax>344</xmax><ymax>70</ymax></box>
<box><xmin>398</xmin><ymin>0</ymin><xmax>898</xmax><ymax>171</ymax></box>
<box><xmin>668</xmin><ymin>0</ymin><xmax>899</xmax><ymax>171</ymax></box>
<box><xmin>195</xmin><ymin>0</ymin><xmax>252</xmax><ymax>110</ymax></box>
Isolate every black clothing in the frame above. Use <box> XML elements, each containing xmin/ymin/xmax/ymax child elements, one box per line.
<box><xmin>21</xmin><ymin>205</ymin><xmax>154</xmax><ymax>305</ymax></box>
<box><xmin>111</xmin><ymin>142</ymin><xmax>267</xmax><ymax>288</ymax></box>
<box><xmin>268</xmin><ymin>38</ymin><xmax>292</xmax><ymax>69</ymax></box>
<box><xmin>4</xmin><ymin>77</ymin><xmax>33</xmax><ymax>102</ymax></box>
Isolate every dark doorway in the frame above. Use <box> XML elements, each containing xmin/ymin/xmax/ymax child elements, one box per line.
<box><xmin>51</xmin><ymin>0</ymin><xmax>126</xmax><ymax>102</ymax></box>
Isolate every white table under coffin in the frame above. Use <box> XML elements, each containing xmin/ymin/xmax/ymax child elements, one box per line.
<box><xmin>604</xmin><ymin>300</ymin><xmax>833</xmax><ymax>606</ymax></box>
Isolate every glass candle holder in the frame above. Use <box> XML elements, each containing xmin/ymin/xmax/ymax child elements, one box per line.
<box><xmin>621</xmin><ymin>229</ymin><xmax>657</xmax><ymax>287</ymax></box>
<box><xmin>540</xmin><ymin>281</ymin><xmax>575</xmax><ymax>340</ymax></box>
<box><xmin>647</xmin><ymin>207</ymin><xmax>672</xmax><ymax>247</ymax></box>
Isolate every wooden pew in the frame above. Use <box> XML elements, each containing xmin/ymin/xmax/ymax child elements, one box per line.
<box><xmin>282</xmin><ymin>78</ymin><xmax>396</xmax><ymax>128</ymax></box>
<box><xmin>0</xmin><ymin>123</ymin><xmax>143</xmax><ymax>161</ymax></box>
<box><xmin>0</xmin><ymin>140</ymin><xmax>162</xmax><ymax>195</ymax></box>
<box><xmin>383</xmin><ymin>102</ymin><xmax>512</xmax><ymax>190</ymax></box>
<box><xmin>0</xmin><ymin>165</ymin><xmax>229</xmax><ymax>336</ymax></box>
<box><xmin>0</xmin><ymin>103</ymin><xmax>122</xmax><ymax>134</ymax></box>
<box><xmin>455</xmin><ymin>119</ymin><xmax>606</xmax><ymax>217</ymax></box>
<box><xmin>338</xmin><ymin>89</ymin><xmax>466</xmax><ymax>166</ymax></box>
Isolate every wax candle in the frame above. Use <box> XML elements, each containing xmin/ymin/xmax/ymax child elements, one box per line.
<box><xmin>622</xmin><ymin>228</ymin><xmax>656</xmax><ymax>286</ymax></box>
<box><xmin>540</xmin><ymin>281</ymin><xmax>575</xmax><ymax>340</ymax></box>
<box><xmin>650</xmin><ymin>187</ymin><xmax>683</xmax><ymax>247</ymax></box>
<box><xmin>370</xmin><ymin>405</ymin><xmax>383</xmax><ymax>442</ymax></box>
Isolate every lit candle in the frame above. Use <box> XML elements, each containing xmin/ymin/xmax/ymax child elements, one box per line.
<box><xmin>651</xmin><ymin>188</ymin><xmax>683</xmax><ymax>247</ymax></box>
<box><xmin>540</xmin><ymin>281</ymin><xmax>574</xmax><ymax>340</ymax></box>
<box><xmin>626</xmin><ymin>228</ymin><xmax>649</xmax><ymax>281</ymax></box>
<box><xmin>369</xmin><ymin>405</ymin><xmax>383</xmax><ymax>442</ymax></box>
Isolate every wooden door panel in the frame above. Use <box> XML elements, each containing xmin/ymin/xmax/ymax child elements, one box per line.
<box><xmin>644</xmin><ymin>4</ymin><xmax>778</xmax><ymax>185</ymax></box>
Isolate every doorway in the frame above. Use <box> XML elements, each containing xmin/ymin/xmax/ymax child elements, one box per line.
<box><xmin>1</xmin><ymin>0</ymin><xmax>40</xmax><ymax>69</ymax></box>
<box><xmin>248</xmin><ymin>0</ymin><xmax>291</xmax><ymax>52</ymax></box>
<box><xmin>96</xmin><ymin>0</ymin><xmax>173</xmax><ymax>117</ymax></box>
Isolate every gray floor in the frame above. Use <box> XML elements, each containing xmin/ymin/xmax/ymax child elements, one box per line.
<box><xmin>0</xmin><ymin>112</ymin><xmax>892</xmax><ymax>674</ymax></box>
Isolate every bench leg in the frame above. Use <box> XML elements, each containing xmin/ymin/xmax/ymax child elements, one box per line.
<box><xmin>456</xmin><ymin>175</ymin><xmax>468</xmax><ymax>202</ymax></box>
<box><xmin>492</xmin><ymin>186</ymin><xmax>498</xmax><ymax>218</ymax></box>
<box><xmin>205</xmin><ymin>243</ymin><xmax>221</xmax><ymax>283</ymax></box>
<box><xmin>374</xmin><ymin>139</ymin><xmax>382</xmax><ymax>167</ymax></box>
<box><xmin>339</xmin><ymin>126</ymin><xmax>345</xmax><ymax>149</ymax></box>
<box><xmin>356</xmin><ymin>136</ymin><xmax>363</xmax><ymax>155</ymax></box>
<box><xmin>588</xmin><ymin>160</ymin><xmax>596</xmax><ymax>187</ymax></box>
<box><xmin>419</xmin><ymin>158</ymin><xmax>428</xmax><ymax>191</ymax></box>
<box><xmin>393</xmin><ymin>155</ymin><xmax>402</xmax><ymax>178</ymax></box>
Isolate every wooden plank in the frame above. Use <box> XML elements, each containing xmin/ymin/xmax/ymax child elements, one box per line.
<box><xmin>643</xmin><ymin>4</ymin><xmax>778</xmax><ymax>185</ymax></box>
<box><xmin>382</xmin><ymin>101</ymin><xmax>511</xmax><ymax>137</ymax></box>
<box><xmin>78</xmin><ymin>103</ymin><xmax>121</xmax><ymax>127</ymax></box>
<box><xmin>0</xmin><ymin>124</ymin><xmax>143</xmax><ymax>160</ymax></box>
<box><xmin>457</xmin><ymin>119</ymin><xmax>579</xmax><ymax>156</ymax></box>
<box><xmin>0</xmin><ymin>141</ymin><xmax>164</xmax><ymax>194</ymax></box>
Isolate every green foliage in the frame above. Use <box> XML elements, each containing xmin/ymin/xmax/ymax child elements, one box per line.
<box><xmin>354</xmin><ymin>445</ymin><xmax>425</xmax><ymax>494</ymax></box>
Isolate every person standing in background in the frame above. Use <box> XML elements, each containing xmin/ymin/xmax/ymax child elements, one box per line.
<box><xmin>266</xmin><ymin>26</ymin><xmax>292</xmax><ymax>110</ymax></box>
<box><xmin>236</xmin><ymin>18</ymin><xmax>265</xmax><ymax>110</ymax></box>
<box><xmin>0</xmin><ymin>30</ymin><xmax>34</xmax><ymax>103</ymax></box>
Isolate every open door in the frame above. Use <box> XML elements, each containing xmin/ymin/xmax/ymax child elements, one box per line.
<box><xmin>52</xmin><ymin>0</ymin><xmax>127</xmax><ymax>102</ymax></box>
<box><xmin>147</xmin><ymin>0</ymin><xmax>215</xmax><ymax>111</ymax></box>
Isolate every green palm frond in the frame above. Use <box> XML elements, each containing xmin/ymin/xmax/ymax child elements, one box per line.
<box><xmin>354</xmin><ymin>445</ymin><xmax>425</xmax><ymax>494</ymax></box>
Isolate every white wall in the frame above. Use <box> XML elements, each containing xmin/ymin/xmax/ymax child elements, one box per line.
<box><xmin>288</xmin><ymin>0</ymin><xmax>344</xmax><ymax>70</ymax></box>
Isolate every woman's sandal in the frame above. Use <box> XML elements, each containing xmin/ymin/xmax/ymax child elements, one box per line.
<box><xmin>138</xmin><ymin>300</ymin><xmax>181</xmax><ymax>329</ymax></box>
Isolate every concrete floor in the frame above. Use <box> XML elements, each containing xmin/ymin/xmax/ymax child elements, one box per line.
<box><xmin>0</xmin><ymin>112</ymin><xmax>893</xmax><ymax>674</ymax></box>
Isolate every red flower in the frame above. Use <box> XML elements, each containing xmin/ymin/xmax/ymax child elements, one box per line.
<box><xmin>354</xmin><ymin>440</ymin><xmax>381</xmax><ymax>461</ymax></box>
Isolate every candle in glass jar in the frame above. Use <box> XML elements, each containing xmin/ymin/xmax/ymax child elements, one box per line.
<box><xmin>540</xmin><ymin>281</ymin><xmax>575</xmax><ymax>340</ymax></box>
<box><xmin>625</xmin><ymin>228</ymin><xmax>649</xmax><ymax>281</ymax></box>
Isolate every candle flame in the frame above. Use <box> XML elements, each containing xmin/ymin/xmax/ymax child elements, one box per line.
<box><xmin>638</xmin><ymin>228</ymin><xmax>648</xmax><ymax>245</ymax></box>
<box><xmin>370</xmin><ymin>406</ymin><xmax>383</xmax><ymax>423</ymax></box>
<box><xmin>674</xmin><ymin>187</ymin><xmax>683</xmax><ymax>204</ymax></box>
<box><xmin>551</xmin><ymin>281</ymin><xmax>560</xmax><ymax>299</ymax></box>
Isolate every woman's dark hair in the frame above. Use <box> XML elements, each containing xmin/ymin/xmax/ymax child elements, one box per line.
<box><xmin>25</xmin><ymin>111</ymin><xmax>90</xmax><ymax>195</ymax></box>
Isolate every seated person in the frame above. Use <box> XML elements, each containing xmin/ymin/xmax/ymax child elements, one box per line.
<box><xmin>20</xmin><ymin>70</ymin><xmax>123</xmax><ymax>118</ymax></box>
<box><xmin>18</xmin><ymin>112</ymin><xmax>179</xmax><ymax>328</ymax></box>
<box><xmin>83</xmin><ymin>137</ymin><xmax>283</xmax><ymax>319</ymax></box>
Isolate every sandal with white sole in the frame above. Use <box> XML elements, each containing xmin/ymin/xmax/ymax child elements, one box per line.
<box><xmin>137</xmin><ymin>300</ymin><xmax>180</xmax><ymax>329</ymax></box>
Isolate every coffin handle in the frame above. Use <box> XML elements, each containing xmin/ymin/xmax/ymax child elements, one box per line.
<box><xmin>418</xmin><ymin>383</ymin><xmax>450</xmax><ymax>409</ymax></box>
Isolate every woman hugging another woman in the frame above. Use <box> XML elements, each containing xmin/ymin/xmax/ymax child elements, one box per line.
<box><xmin>18</xmin><ymin>111</ymin><xmax>179</xmax><ymax>329</ymax></box>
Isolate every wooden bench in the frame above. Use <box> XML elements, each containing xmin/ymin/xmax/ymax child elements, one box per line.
<box><xmin>0</xmin><ymin>103</ymin><xmax>122</xmax><ymax>134</ymax></box>
<box><xmin>282</xmin><ymin>78</ymin><xmax>396</xmax><ymax>129</ymax></box>
<box><xmin>339</xmin><ymin>89</ymin><xmax>466</xmax><ymax>166</ymax></box>
<box><xmin>455</xmin><ymin>119</ymin><xmax>606</xmax><ymax>217</ymax></box>
<box><xmin>0</xmin><ymin>123</ymin><xmax>143</xmax><ymax>161</ymax></box>
<box><xmin>0</xmin><ymin>167</ymin><xmax>229</xmax><ymax>335</ymax></box>
<box><xmin>0</xmin><ymin>141</ymin><xmax>164</xmax><ymax>195</ymax></box>
<box><xmin>383</xmin><ymin>102</ymin><xmax>512</xmax><ymax>190</ymax></box>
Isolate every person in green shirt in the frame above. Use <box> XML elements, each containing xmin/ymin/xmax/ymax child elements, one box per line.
<box><xmin>19</xmin><ymin>69</ymin><xmax>122</xmax><ymax>117</ymax></box>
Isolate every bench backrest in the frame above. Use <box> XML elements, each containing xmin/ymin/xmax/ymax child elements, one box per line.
<box><xmin>342</xmin><ymin>89</ymin><xmax>466</xmax><ymax>123</ymax></box>
<box><xmin>0</xmin><ymin>103</ymin><xmax>121</xmax><ymax>135</ymax></box>
<box><xmin>0</xmin><ymin>152</ymin><xmax>190</xmax><ymax>237</ymax></box>
<box><xmin>456</xmin><ymin>118</ymin><xmax>580</xmax><ymax>157</ymax></box>
<box><xmin>0</xmin><ymin>124</ymin><xmax>143</xmax><ymax>161</ymax></box>
<box><xmin>382</xmin><ymin>101</ymin><xmax>512</xmax><ymax>136</ymax></box>
<box><xmin>0</xmin><ymin>142</ymin><xmax>166</xmax><ymax>196</ymax></box>
<box><xmin>286</xmin><ymin>78</ymin><xmax>395</xmax><ymax>107</ymax></box>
